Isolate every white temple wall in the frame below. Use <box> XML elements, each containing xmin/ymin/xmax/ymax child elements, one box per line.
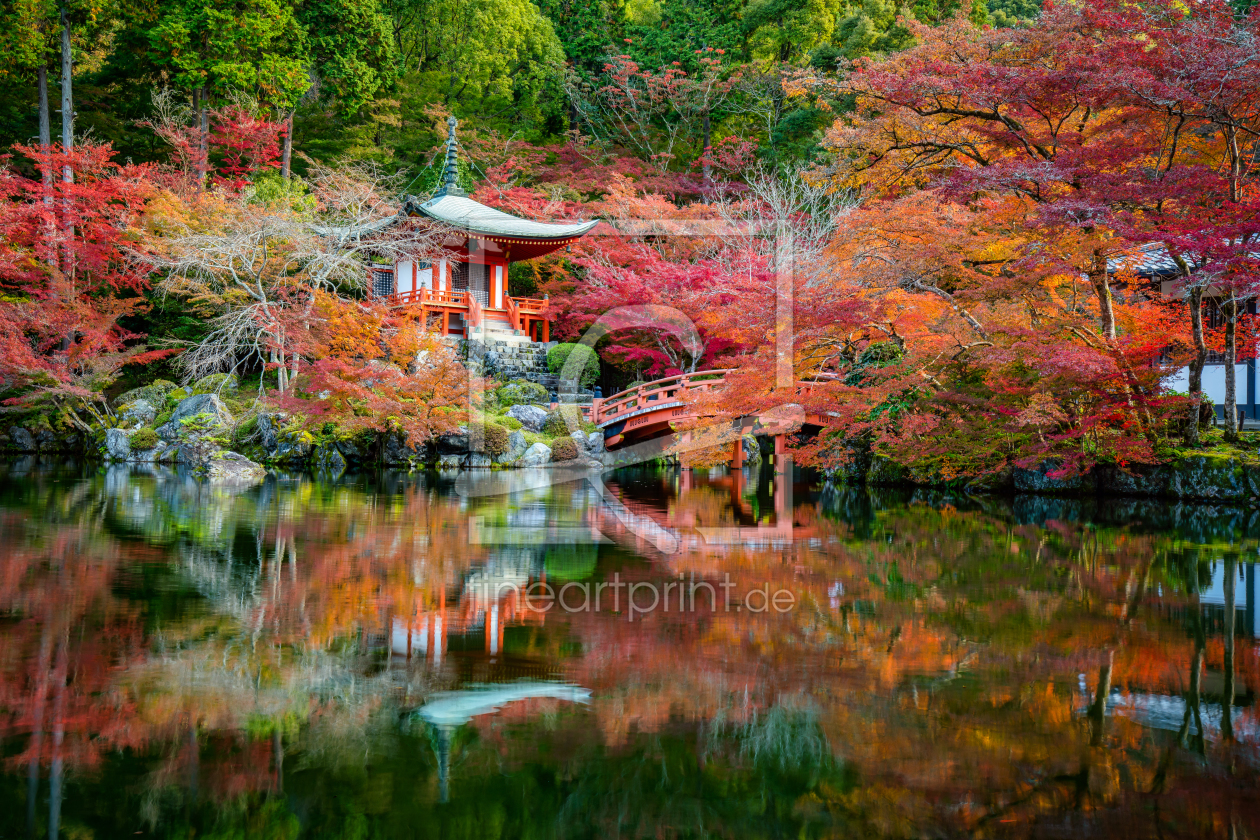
<box><xmin>395</xmin><ymin>260</ymin><xmax>414</xmax><ymax>295</ymax></box>
<box><xmin>1165</xmin><ymin>363</ymin><xmax>1251</xmax><ymax>405</ymax></box>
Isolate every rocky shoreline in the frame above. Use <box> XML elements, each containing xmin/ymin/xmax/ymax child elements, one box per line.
<box><xmin>828</xmin><ymin>449</ymin><xmax>1260</xmax><ymax>506</ymax></box>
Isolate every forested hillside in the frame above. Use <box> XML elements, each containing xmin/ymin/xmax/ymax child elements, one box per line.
<box><xmin>0</xmin><ymin>0</ymin><xmax>1038</xmax><ymax>179</ymax></box>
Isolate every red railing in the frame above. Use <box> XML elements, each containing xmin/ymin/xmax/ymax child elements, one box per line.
<box><xmin>592</xmin><ymin>369</ymin><xmax>733</xmax><ymax>426</ymax></box>
<box><xmin>382</xmin><ymin>288</ymin><xmax>550</xmax><ymax>336</ymax></box>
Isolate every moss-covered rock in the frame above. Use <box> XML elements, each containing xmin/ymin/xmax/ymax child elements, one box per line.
<box><xmin>1012</xmin><ymin>460</ymin><xmax>1090</xmax><ymax>494</ymax></box>
<box><xmin>191</xmin><ymin>373</ymin><xmax>240</xmax><ymax>395</ymax></box>
<box><xmin>868</xmin><ymin>453</ymin><xmax>909</xmax><ymax>486</ymax></box>
<box><xmin>1164</xmin><ymin>452</ymin><xmax>1256</xmax><ymax>502</ymax></box>
<box><xmin>130</xmin><ymin>427</ymin><xmax>160</xmax><ymax>450</ymax></box>
<box><xmin>113</xmin><ymin>380</ymin><xmax>177</xmax><ymax>409</ymax></box>
<box><xmin>496</xmin><ymin>380</ymin><xmax>549</xmax><ymax>407</ymax></box>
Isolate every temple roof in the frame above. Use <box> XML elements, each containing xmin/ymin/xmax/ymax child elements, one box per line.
<box><xmin>402</xmin><ymin>116</ymin><xmax>596</xmax><ymax>247</ymax></box>
<box><xmin>411</xmin><ymin>193</ymin><xmax>598</xmax><ymax>242</ymax></box>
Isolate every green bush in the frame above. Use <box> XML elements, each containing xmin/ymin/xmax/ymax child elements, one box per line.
<box><xmin>484</xmin><ymin>423</ymin><xmax>509</xmax><ymax>457</ymax></box>
<box><xmin>542</xmin><ymin>407</ymin><xmax>582</xmax><ymax>437</ymax></box>
<box><xmin>130</xmin><ymin>427</ymin><xmax>160</xmax><ymax>450</ymax></box>
<box><xmin>546</xmin><ymin>343</ymin><xmax>600</xmax><ymax>389</ymax></box>
<box><xmin>550</xmin><ymin>437</ymin><xmax>579</xmax><ymax>461</ymax></box>
<box><xmin>496</xmin><ymin>379</ymin><xmax>549</xmax><ymax>407</ymax></box>
<box><xmin>500</xmin><ymin>416</ymin><xmax>523</xmax><ymax>431</ymax></box>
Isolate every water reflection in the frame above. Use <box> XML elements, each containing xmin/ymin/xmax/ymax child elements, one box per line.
<box><xmin>0</xmin><ymin>461</ymin><xmax>1258</xmax><ymax>837</ymax></box>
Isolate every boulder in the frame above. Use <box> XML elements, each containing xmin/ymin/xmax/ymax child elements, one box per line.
<box><xmin>176</xmin><ymin>438</ymin><xmax>220</xmax><ymax>468</ymax></box>
<box><xmin>112</xmin><ymin>379</ymin><xmax>177</xmax><ymax>409</ymax></box>
<box><xmin>506</xmin><ymin>404</ymin><xmax>548</xmax><ymax>432</ymax></box>
<box><xmin>119</xmin><ymin>399</ymin><xmax>157</xmax><ymax>428</ymax></box>
<box><xmin>191</xmin><ymin>373</ymin><xmax>239</xmax><ymax>394</ymax></box>
<box><xmin>497</xmin><ymin>380</ymin><xmax>549</xmax><ymax>407</ymax></box>
<box><xmin>1012</xmin><ymin>460</ymin><xmax>1090</xmax><ymax>494</ymax></box>
<box><xmin>33</xmin><ymin>427</ymin><xmax>60</xmax><ymax>452</ymax></box>
<box><xmin>437</xmin><ymin>428</ymin><xmax>471</xmax><ymax>455</ymax></box>
<box><xmin>495</xmin><ymin>430</ymin><xmax>528</xmax><ymax>465</ymax></box>
<box><xmin>383</xmin><ymin>432</ymin><xmax>426</xmax><ymax>467</ymax></box>
<box><xmin>466</xmin><ymin>453</ymin><xmax>493</xmax><ymax>468</ymax></box>
<box><xmin>336</xmin><ymin>433</ymin><xmax>375</xmax><ymax>463</ymax></box>
<box><xmin>867</xmin><ymin>453</ymin><xmax>909</xmax><ymax>486</ymax></box>
<box><xmin>438</xmin><ymin>453</ymin><xmax>465</xmax><ymax>469</ymax></box>
<box><xmin>257</xmin><ymin>413</ymin><xmax>313</xmax><ymax>465</ymax></box>
<box><xmin>201</xmin><ymin>451</ymin><xmax>266</xmax><ymax>483</ymax></box>
<box><xmin>103</xmin><ymin>428</ymin><xmax>131</xmax><ymax>461</ymax></box>
<box><xmin>571</xmin><ymin>430</ymin><xmax>589</xmax><ymax>451</ymax></box>
<box><xmin>313</xmin><ymin>444</ymin><xmax>347</xmax><ymax>476</ymax></box>
<box><xmin>257</xmin><ymin>413</ymin><xmax>284</xmax><ymax>451</ymax></box>
<box><xmin>8</xmin><ymin>426</ymin><xmax>35</xmax><ymax>453</ymax></box>
<box><xmin>587</xmin><ymin>431</ymin><xmax>605</xmax><ymax>454</ymax></box>
<box><xmin>157</xmin><ymin>394</ymin><xmax>234</xmax><ymax>442</ymax></box>
<box><xmin>1165</xmin><ymin>453</ymin><xmax>1252</xmax><ymax>502</ymax></box>
<box><xmin>517</xmin><ymin>442</ymin><xmax>552</xmax><ymax>467</ymax></box>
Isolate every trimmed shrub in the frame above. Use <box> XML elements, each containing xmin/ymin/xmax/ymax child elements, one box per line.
<box><xmin>484</xmin><ymin>423</ymin><xmax>509</xmax><ymax>457</ymax></box>
<box><xmin>496</xmin><ymin>379</ymin><xmax>549</xmax><ymax>407</ymax></box>
<box><xmin>546</xmin><ymin>343</ymin><xmax>600</xmax><ymax>388</ymax></box>
<box><xmin>542</xmin><ymin>406</ymin><xmax>582</xmax><ymax>437</ymax></box>
<box><xmin>130</xmin><ymin>427</ymin><xmax>160</xmax><ymax>450</ymax></box>
<box><xmin>550</xmin><ymin>437</ymin><xmax>579</xmax><ymax>461</ymax></box>
<box><xmin>500</xmin><ymin>416</ymin><xmax>523</xmax><ymax>431</ymax></box>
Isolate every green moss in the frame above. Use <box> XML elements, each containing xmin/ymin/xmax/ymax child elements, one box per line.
<box><xmin>500</xmin><ymin>416</ymin><xmax>523</xmax><ymax>431</ymax></box>
<box><xmin>130</xmin><ymin>427</ymin><xmax>160</xmax><ymax>450</ymax></box>
<box><xmin>550</xmin><ymin>437</ymin><xmax>579</xmax><ymax>461</ymax></box>
<box><xmin>482</xmin><ymin>423</ymin><xmax>510</xmax><ymax>457</ymax></box>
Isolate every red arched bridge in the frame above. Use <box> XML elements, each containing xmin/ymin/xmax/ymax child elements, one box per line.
<box><xmin>589</xmin><ymin>369</ymin><xmax>826</xmax><ymax>465</ymax></box>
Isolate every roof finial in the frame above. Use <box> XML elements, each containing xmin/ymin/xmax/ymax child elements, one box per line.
<box><xmin>437</xmin><ymin>115</ymin><xmax>466</xmax><ymax>198</ymax></box>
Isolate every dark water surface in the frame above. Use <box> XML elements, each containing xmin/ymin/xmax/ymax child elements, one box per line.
<box><xmin>1</xmin><ymin>460</ymin><xmax>1259</xmax><ymax>838</ymax></box>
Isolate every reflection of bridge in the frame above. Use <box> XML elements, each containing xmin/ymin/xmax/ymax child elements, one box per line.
<box><xmin>591</xmin><ymin>370</ymin><xmax>824</xmax><ymax>462</ymax></box>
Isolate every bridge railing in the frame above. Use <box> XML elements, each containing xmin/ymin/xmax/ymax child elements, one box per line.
<box><xmin>592</xmin><ymin>369</ymin><xmax>733</xmax><ymax>427</ymax></box>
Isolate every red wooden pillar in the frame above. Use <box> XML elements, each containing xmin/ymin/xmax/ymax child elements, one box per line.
<box><xmin>541</xmin><ymin>319</ymin><xmax>550</xmax><ymax>342</ymax></box>
<box><xmin>442</xmin><ymin>311</ymin><xmax>449</xmax><ymax>335</ymax></box>
<box><xmin>731</xmin><ymin>436</ymin><xmax>743</xmax><ymax>470</ymax></box>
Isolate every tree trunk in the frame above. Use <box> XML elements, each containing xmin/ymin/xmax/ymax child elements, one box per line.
<box><xmin>38</xmin><ymin>64</ymin><xmax>51</xmax><ymax>160</ymax></box>
<box><xmin>58</xmin><ymin>8</ymin><xmax>74</xmax><ymax>285</ymax></box>
<box><xmin>701</xmin><ymin>111</ymin><xmax>712</xmax><ymax>190</ymax></box>
<box><xmin>281</xmin><ymin>108</ymin><xmax>295</xmax><ymax>180</ymax></box>
<box><xmin>1222</xmin><ymin>557</ymin><xmax>1236</xmax><ymax>742</ymax></box>
<box><xmin>58</xmin><ymin>8</ymin><xmax>71</xmax><ymax>170</ymax></box>
<box><xmin>1186</xmin><ymin>285</ymin><xmax>1207</xmax><ymax>446</ymax></box>
<box><xmin>25</xmin><ymin>617</ymin><xmax>54</xmax><ymax>839</ymax></box>
<box><xmin>38</xmin><ymin>63</ymin><xmax>55</xmax><ymax>265</ymax></box>
<box><xmin>197</xmin><ymin>87</ymin><xmax>209</xmax><ymax>191</ymax></box>
<box><xmin>1223</xmin><ymin>295</ymin><xmax>1240</xmax><ymax>442</ymax></box>
<box><xmin>1089</xmin><ymin>249</ymin><xmax>1116</xmax><ymax>341</ymax></box>
<box><xmin>1088</xmin><ymin>650</ymin><xmax>1113</xmax><ymax>747</ymax></box>
<box><xmin>47</xmin><ymin>629</ymin><xmax>68</xmax><ymax>840</ymax></box>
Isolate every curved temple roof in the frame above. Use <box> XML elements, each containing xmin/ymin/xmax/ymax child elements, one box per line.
<box><xmin>411</xmin><ymin>193</ymin><xmax>598</xmax><ymax>242</ymax></box>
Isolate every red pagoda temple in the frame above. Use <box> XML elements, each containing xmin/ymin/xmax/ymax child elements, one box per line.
<box><xmin>371</xmin><ymin>117</ymin><xmax>597</xmax><ymax>341</ymax></box>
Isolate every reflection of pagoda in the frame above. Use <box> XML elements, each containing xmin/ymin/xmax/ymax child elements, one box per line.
<box><xmin>371</xmin><ymin>117</ymin><xmax>597</xmax><ymax>341</ymax></box>
<box><xmin>391</xmin><ymin>550</ymin><xmax>546</xmax><ymax>661</ymax></box>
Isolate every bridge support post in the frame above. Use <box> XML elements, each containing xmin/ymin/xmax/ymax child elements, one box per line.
<box><xmin>730</xmin><ymin>436</ymin><xmax>744</xmax><ymax>470</ymax></box>
<box><xmin>773</xmin><ymin>434</ymin><xmax>786</xmax><ymax>463</ymax></box>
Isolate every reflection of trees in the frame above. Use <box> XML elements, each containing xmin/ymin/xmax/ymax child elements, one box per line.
<box><xmin>2</xmin><ymin>466</ymin><xmax>1260</xmax><ymax>837</ymax></box>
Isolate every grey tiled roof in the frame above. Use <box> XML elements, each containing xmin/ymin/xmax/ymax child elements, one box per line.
<box><xmin>412</xmin><ymin>194</ymin><xmax>598</xmax><ymax>241</ymax></box>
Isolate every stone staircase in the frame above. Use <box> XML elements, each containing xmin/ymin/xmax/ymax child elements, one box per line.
<box><xmin>461</xmin><ymin>325</ymin><xmax>598</xmax><ymax>404</ymax></box>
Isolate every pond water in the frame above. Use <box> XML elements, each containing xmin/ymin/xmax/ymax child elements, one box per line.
<box><xmin>1</xmin><ymin>460</ymin><xmax>1259</xmax><ymax>838</ymax></box>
